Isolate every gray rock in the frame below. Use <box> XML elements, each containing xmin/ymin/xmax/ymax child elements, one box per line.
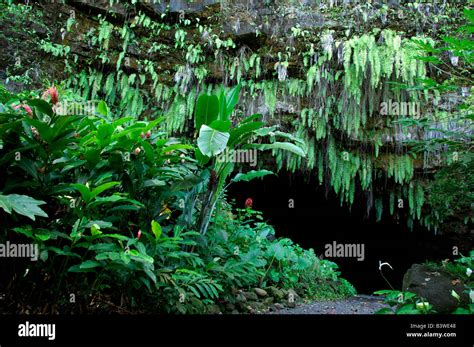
<box><xmin>265</xmin><ymin>286</ymin><xmax>285</xmax><ymax>301</ymax></box>
<box><xmin>287</xmin><ymin>288</ymin><xmax>300</xmax><ymax>300</ymax></box>
<box><xmin>243</xmin><ymin>291</ymin><xmax>258</xmax><ymax>301</ymax></box>
<box><xmin>147</xmin><ymin>0</ymin><xmax>219</xmax><ymax>15</ymax></box>
<box><xmin>254</xmin><ymin>288</ymin><xmax>268</xmax><ymax>297</ymax></box>
<box><xmin>402</xmin><ymin>264</ymin><xmax>469</xmax><ymax>313</ymax></box>
<box><xmin>263</xmin><ymin>297</ymin><xmax>274</xmax><ymax>305</ymax></box>
<box><xmin>273</xmin><ymin>303</ymin><xmax>284</xmax><ymax>310</ymax></box>
<box><xmin>235</xmin><ymin>293</ymin><xmax>247</xmax><ymax>303</ymax></box>
<box><xmin>248</xmin><ymin>301</ymin><xmax>266</xmax><ymax>311</ymax></box>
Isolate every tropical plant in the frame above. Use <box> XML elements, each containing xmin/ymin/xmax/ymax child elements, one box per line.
<box><xmin>192</xmin><ymin>84</ymin><xmax>306</xmax><ymax>235</ymax></box>
<box><xmin>374</xmin><ymin>290</ymin><xmax>434</xmax><ymax>314</ymax></box>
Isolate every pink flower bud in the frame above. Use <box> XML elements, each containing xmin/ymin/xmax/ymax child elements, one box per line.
<box><xmin>245</xmin><ymin>198</ymin><xmax>253</xmax><ymax>209</ymax></box>
<box><xmin>23</xmin><ymin>104</ymin><xmax>33</xmax><ymax>117</ymax></box>
<box><xmin>43</xmin><ymin>86</ymin><xmax>59</xmax><ymax>105</ymax></box>
<box><xmin>13</xmin><ymin>104</ymin><xmax>33</xmax><ymax>117</ymax></box>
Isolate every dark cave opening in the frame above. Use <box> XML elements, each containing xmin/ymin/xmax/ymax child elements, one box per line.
<box><xmin>227</xmin><ymin>171</ymin><xmax>460</xmax><ymax>294</ymax></box>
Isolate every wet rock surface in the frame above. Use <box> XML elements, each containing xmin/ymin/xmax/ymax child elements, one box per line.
<box><xmin>402</xmin><ymin>263</ymin><xmax>469</xmax><ymax>313</ymax></box>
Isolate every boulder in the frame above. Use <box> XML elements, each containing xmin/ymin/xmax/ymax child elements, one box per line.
<box><xmin>287</xmin><ymin>288</ymin><xmax>300</xmax><ymax>301</ymax></box>
<box><xmin>243</xmin><ymin>291</ymin><xmax>258</xmax><ymax>301</ymax></box>
<box><xmin>263</xmin><ymin>297</ymin><xmax>274</xmax><ymax>305</ymax></box>
<box><xmin>265</xmin><ymin>286</ymin><xmax>285</xmax><ymax>301</ymax></box>
<box><xmin>236</xmin><ymin>301</ymin><xmax>250</xmax><ymax>313</ymax></box>
<box><xmin>272</xmin><ymin>303</ymin><xmax>285</xmax><ymax>311</ymax></box>
<box><xmin>402</xmin><ymin>264</ymin><xmax>469</xmax><ymax>313</ymax></box>
<box><xmin>247</xmin><ymin>301</ymin><xmax>266</xmax><ymax>312</ymax></box>
<box><xmin>253</xmin><ymin>288</ymin><xmax>268</xmax><ymax>297</ymax></box>
<box><xmin>235</xmin><ymin>292</ymin><xmax>247</xmax><ymax>303</ymax></box>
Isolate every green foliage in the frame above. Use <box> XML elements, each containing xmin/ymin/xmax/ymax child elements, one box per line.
<box><xmin>0</xmin><ymin>86</ymin><xmax>200</xmax><ymax>309</ymax></box>
<box><xmin>0</xmin><ymin>84</ymin><xmax>352</xmax><ymax>313</ymax></box>
<box><xmin>0</xmin><ymin>194</ymin><xmax>48</xmax><ymax>221</ymax></box>
<box><xmin>231</xmin><ymin>170</ymin><xmax>275</xmax><ymax>183</ymax></box>
<box><xmin>374</xmin><ymin>290</ymin><xmax>434</xmax><ymax>314</ymax></box>
<box><xmin>205</xmin><ymin>202</ymin><xmax>355</xmax><ymax>300</ymax></box>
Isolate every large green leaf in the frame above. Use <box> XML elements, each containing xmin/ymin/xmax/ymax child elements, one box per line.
<box><xmin>271</xmin><ymin>131</ymin><xmax>306</xmax><ymax>146</ymax></box>
<box><xmin>218</xmin><ymin>87</ymin><xmax>227</xmax><ymax>121</ymax></box>
<box><xmin>70</xmin><ymin>183</ymin><xmax>92</xmax><ymax>203</ymax></box>
<box><xmin>28</xmin><ymin>99</ymin><xmax>53</xmax><ymax>117</ymax></box>
<box><xmin>94</xmin><ymin>123</ymin><xmax>114</xmax><ymax>148</ymax></box>
<box><xmin>225</xmin><ymin>84</ymin><xmax>241</xmax><ymax>117</ymax></box>
<box><xmin>151</xmin><ymin>220</ymin><xmax>162</xmax><ymax>239</ymax></box>
<box><xmin>97</xmin><ymin>100</ymin><xmax>109</xmax><ymax>116</ymax></box>
<box><xmin>194</xmin><ymin>147</ymin><xmax>211</xmax><ymax>166</ymax></box>
<box><xmin>90</xmin><ymin>181</ymin><xmax>120</xmax><ymax>200</ymax></box>
<box><xmin>267</xmin><ymin>242</ymin><xmax>286</xmax><ymax>261</ymax></box>
<box><xmin>79</xmin><ymin>260</ymin><xmax>102</xmax><ymax>269</ymax></box>
<box><xmin>216</xmin><ymin>161</ymin><xmax>234</xmax><ymax>194</ymax></box>
<box><xmin>209</xmin><ymin>120</ymin><xmax>231</xmax><ymax>132</ymax></box>
<box><xmin>197</xmin><ymin>125</ymin><xmax>230</xmax><ymax>157</ymax></box>
<box><xmin>232</xmin><ymin>170</ymin><xmax>275</xmax><ymax>183</ymax></box>
<box><xmin>195</xmin><ymin>94</ymin><xmax>219</xmax><ymax>130</ymax></box>
<box><xmin>228</xmin><ymin>121</ymin><xmax>265</xmax><ymax>147</ymax></box>
<box><xmin>0</xmin><ymin>194</ymin><xmax>48</xmax><ymax>221</ymax></box>
<box><xmin>24</xmin><ymin>118</ymin><xmax>54</xmax><ymax>144</ymax></box>
<box><xmin>242</xmin><ymin>113</ymin><xmax>263</xmax><ymax>124</ymax></box>
<box><xmin>244</xmin><ymin>142</ymin><xmax>306</xmax><ymax>157</ymax></box>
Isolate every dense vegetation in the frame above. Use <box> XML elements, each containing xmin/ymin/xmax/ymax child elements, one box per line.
<box><xmin>0</xmin><ymin>83</ymin><xmax>355</xmax><ymax>313</ymax></box>
<box><xmin>0</xmin><ymin>1</ymin><xmax>472</xmax><ymax>314</ymax></box>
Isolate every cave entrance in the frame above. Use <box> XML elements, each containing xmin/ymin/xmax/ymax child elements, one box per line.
<box><xmin>227</xmin><ymin>171</ymin><xmax>456</xmax><ymax>294</ymax></box>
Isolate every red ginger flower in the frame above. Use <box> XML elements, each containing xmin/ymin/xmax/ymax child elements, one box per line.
<box><xmin>14</xmin><ymin>104</ymin><xmax>33</xmax><ymax>117</ymax></box>
<box><xmin>245</xmin><ymin>198</ymin><xmax>253</xmax><ymax>209</ymax></box>
<box><xmin>137</xmin><ymin>230</ymin><xmax>142</xmax><ymax>240</ymax></box>
<box><xmin>43</xmin><ymin>86</ymin><xmax>59</xmax><ymax>105</ymax></box>
<box><xmin>22</xmin><ymin>104</ymin><xmax>33</xmax><ymax>117</ymax></box>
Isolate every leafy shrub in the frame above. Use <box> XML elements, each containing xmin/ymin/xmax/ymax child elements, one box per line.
<box><xmin>374</xmin><ymin>290</ymin><xmax>434</xmax><ymax>314</ymax></box>
<box><xmin>202</xmin><ymin>200</ymin><xmax>356</xmax><ymax>300</ymax></box>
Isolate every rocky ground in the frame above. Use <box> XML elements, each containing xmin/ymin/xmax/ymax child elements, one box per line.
<box><xmin>268</xmin><ymin>294</ymin><xmax>389</xmax><ymax>315</ymax></box>
<box><xmin>206</xmin><ymin>286</ymin><xmax>389</xmax><ymax>314</ymax></box>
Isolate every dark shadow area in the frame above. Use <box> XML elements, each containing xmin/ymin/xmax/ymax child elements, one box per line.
<box><xmin>228</xmin><ymin>171</ymin><xmax>460</xmax><ymax>294</ymax></box>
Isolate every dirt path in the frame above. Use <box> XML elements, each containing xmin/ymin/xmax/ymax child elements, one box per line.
<box><xmin>270</xmin><ymin>295</ymin><xmax>389</xmax><ymax>314</ymax></box>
